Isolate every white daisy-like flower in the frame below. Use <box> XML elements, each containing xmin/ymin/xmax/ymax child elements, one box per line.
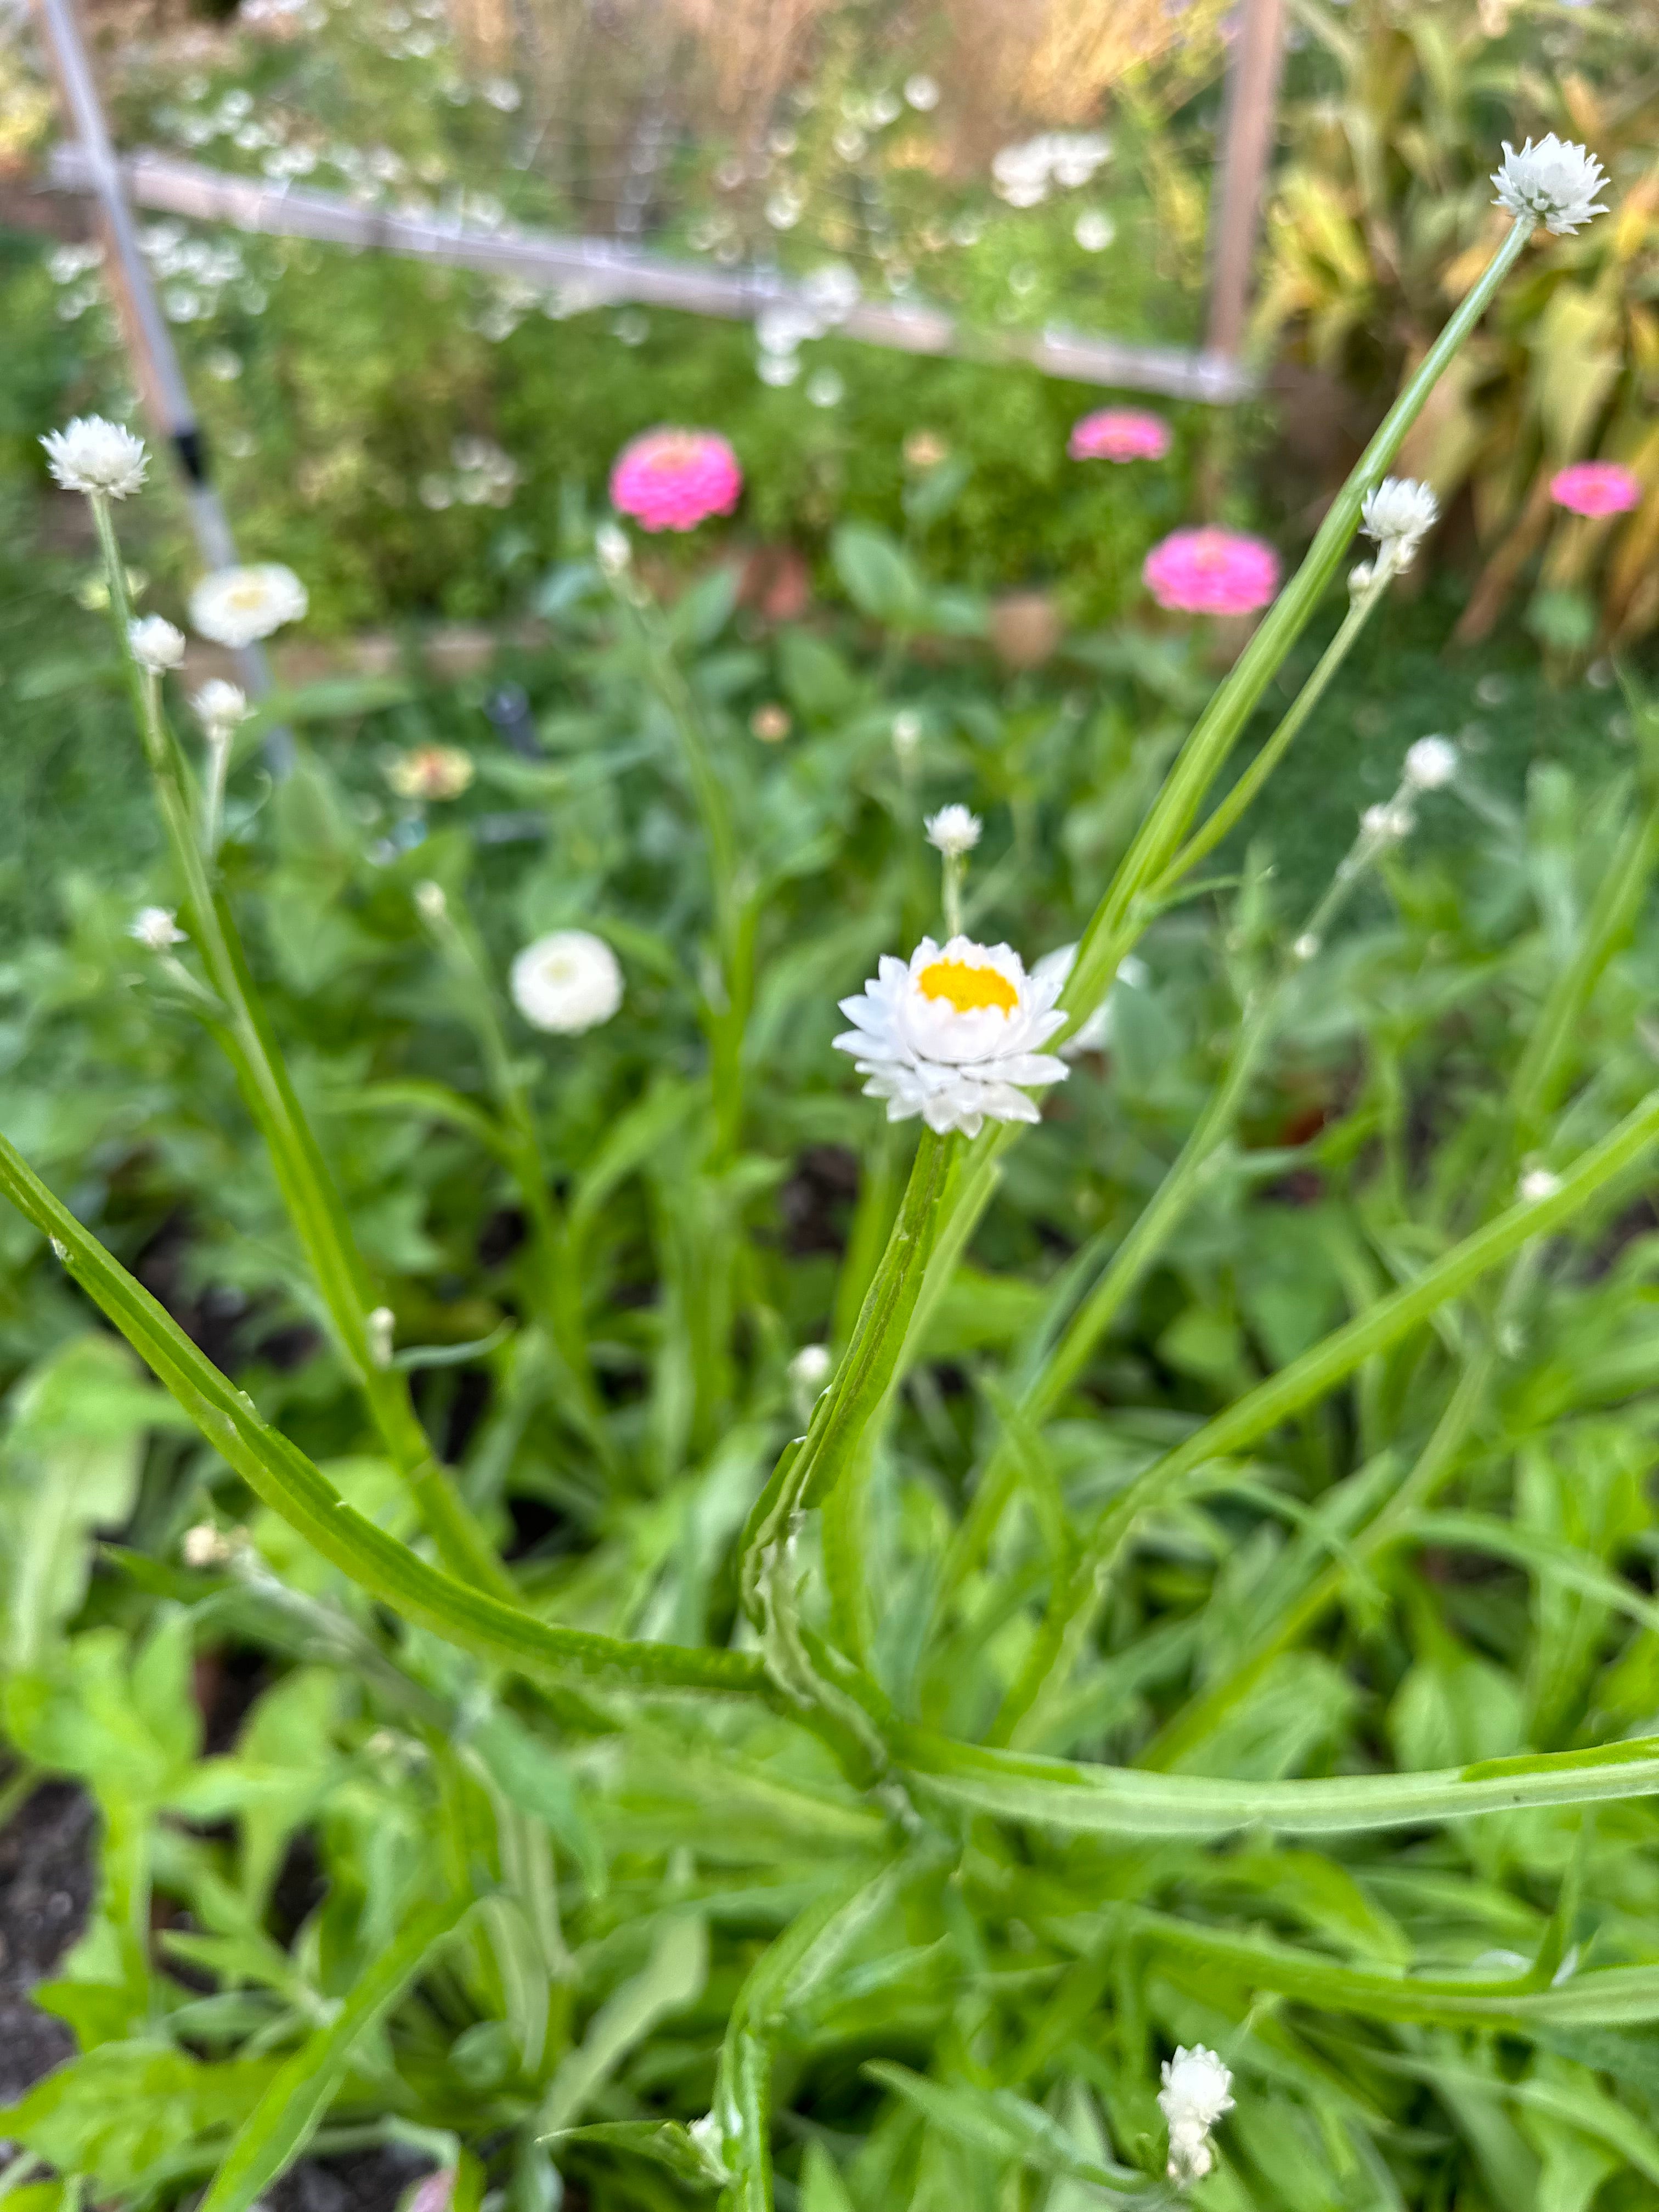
<box><xmin>1491</xmin><ymin>135</ymin><xmax>1608</xmax><ymax>235</ymax></box>
<box><xmin>41</xmin><ymin>415</ymin><xmax>149</xmax><ymax>499</ymax></box>
<box><xmin>510</xmin><ymin>929</ymin><xmax>623</xmax><ymax>1034</ymax></box>
<box><xmin>130</xmin><ymin>905</ymin><xmax>186</xmax><ymax>949</ymax></box>
<box><xmin>1404</xmin><ymin>734</ymin><xmax>1458</xmax><ymax>789</ymax></box>
<box><xmin>1158</xmin><ymin>2045</ymin><xmax>1234</xmax><ymax>2185</ymax></box>
<box><xmin>128</xmin><ymin>616</ymin><xmax>187</xmax><ymax>672</ymax></box>
<box><xmin>833</xmin><ymin>935</ymin><xmax>1069</xmax><ymax>1137</ymax></box>
<box><xmin>189</xmin><ymin>562</ymin><xmax>308</xmax><ymax>647</ymax></box>
<box><xmin>1360</xmin><ymin>476</ymin><xmax>1438</xmax><ymax>568</ymax></box>
<box><xmin>925</xmin><ymin>804</ymin><xmax>982</xmax><ymax>857</ymax></box>
<box><xmin>192</xmin><ymin>678</ymin><xmax>250</xmax><ymax>738</ymax></box>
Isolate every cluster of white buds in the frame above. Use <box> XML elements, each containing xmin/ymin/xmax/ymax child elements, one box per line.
<box><xmin>1158</xmin><ymin>2046</ymin><xmax>1234</xmax><ymax>2185</ymax></box>
<box><xmin>1492</xmin><ymin>135</ymin><xmax>1608</xmax><ymax>235</ymax></box>
<box><xmin>1359</xmin><ymin>476</ymin><xmax>1440</xmax><ymax>582</ymax></box>
<box><xmin>41</xmin><ymin>415</ymin><xmax>149</xmax><ymax>499</ymax></box>
<box><xmin>129</xmin><ymin>615</ymin><xmax>187</xmax><ymax>673</ymax></box>
<box><xmin>366</xmin><ymin>1305</ymin><xmax>396</xmax><ymax>1369</ymax></box>
<box><xmin>1361</xmin><ymin>799</ymin><xmax>1415</xmax><ymax>845</ymax></box>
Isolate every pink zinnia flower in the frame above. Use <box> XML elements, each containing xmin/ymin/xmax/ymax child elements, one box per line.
<box><xmin>1143</xmin><ymin>527</ymin><xmax>1280</xmax><ymax>616</ymax></box>
<box><xmin>1069</xmin><ymin>408</ymin><xmax>1172</xmax><ymax>464</ymax></box>
<box><xmin>609</xmin><ymin>428</ymin><xmax>743</xmax><ymax>532</ymax></box>
<box><xmin>1549</xmin><ymin>461</ymin><xmax>1641</xmax><ymax>518</ymax></box>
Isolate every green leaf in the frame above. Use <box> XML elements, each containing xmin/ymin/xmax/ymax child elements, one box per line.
<box><xmin>0</xmin><ymin>2042</ymin><xmax>276</xmax><ymax>2194</ymax></box>
<box><xmin>537</xmin><ymin>1916</ymin><xmax>708</xmax><ymax>2135</ymax></box>
<box><xmin>830</xmin><ymin>526</ymin><xmax>927</xmax><ymax>631</ymax></box>
<box><xmin>865</xmin><ymin>2064</ymin><xmax>1139</xmax><ymax>2189</ymax></box>
<box><xmin>470</xmin><ymin>1709</ymin><xmax>606</xmax><ymax>1898</ymax></box>
<box><xmin>199</xmin><ymin>1894</ymin><xmax>470</xmax><ymax>2212</ymax></box>
<box><xmin>544</xmin><ymin>2120</ymin><xmax>729</xmax><ymax>2187</ymax></box>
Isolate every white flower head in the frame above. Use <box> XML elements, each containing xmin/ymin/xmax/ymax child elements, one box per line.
<box><xmin>41</xmin><ymin>415</ymin><xmax>149</xmax><ymax>499</ymax></box>
<box><xmin>1361</xmin><ymin>476</ymin><xmax>1438</xmax><ymax>568</ymax></box>
<box><xmin>834</xmin><ymin>935</ymin><xmax>1069</xmax><ymax>1137</ymax></box>
<box><xmin>128</xmin><ymin>616</ymin><xmax>186</xmax><ymax>672</ymax></box>
<box><xmin>192</xmin><ymin>678</ymin><xmax>250</xmax><ymax>740</ymax></box>
<box><xmin>1492</xmin><ymin>135</ymin><xmax>1609</xmax><ymax>235</ymax></box>
<box><xmin>925</xmin><ymin>804</ymin><xmax>981</xmax><ymax>858</ymax></box>
<box><xmin>130</xmin><ymin>905</ymin><xmax>186</xmax><ymax>950</ymax></box>
<box><xmin>1404</xmin><ymin>734</ymin><xmax>1458</xmax><ymax>789</ymax></box>
<box><xmin>1159</xmin><ymin>2045</ymin><xmax>1234</xmax><ymax>2186</ymax></box>
<box><xmin>189</xmin><ymin>562</ymin><xmax>308</xmax><ymax>647</ymax></box>
<box><xmin>511</xmin><ymin>929</ymin><xmax>623</xmax><ymax>1034</ymax></box>
<box><xmin>1521</xmin><ymin>1166</ymin><xmax>1561</xmax><ymax>1203</ymax></box>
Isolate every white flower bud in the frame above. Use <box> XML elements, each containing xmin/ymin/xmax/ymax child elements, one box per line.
<box><xmin>192</xmin><ymin>679</ymin><xmax>251</xmax><ymax>741</ymax></box>
<box><xmin>1361</xmin><ymin>476</ymin><xmax>1439</xmax><ymax>570</ymax></box>
<box><xmin>1492</xmin><ymin>134</ymin><xmax>1609</xmax><ymax>235</ymax></box>
<box><xmin>1520</xmin><ymin>1167</ymin><xmax>1561</xmax><ymax>1204</ymax></box>
<box><xmin>41</xmin><ymin>415</ymin><xmax>149</xmax><ymax>499</ymax></box>
<box><xmin>924</xmin><ymin>804</ymin><xmax>982</xmax><ymax>858</ymax></box>
<box><xmin>1158</xmin><ymin>2045</ymin><xmax>1234</xmax><ymax>2187</ymax></box>
<box><xmin>891</xmin><ymin>709</ymin><xmax>923</xmax><ymax>763</ymax></box>
<box><xmin>595</xmin><ymin>521</ymin><xmax>632</xmax><ymax>577</ymax></box>
<box><xmin>128</xmin><ymin>616</ymin><xmax>186</xmax><ymax>672</ymax></box>
<box><xmin>414</xmin><ymin>880</ymin><xmax>449</xmax><ymax>924</ymax></box>
<box><xmin>788</xmin><ymin>1342</ymin><xmax>834</xmax><ymax>1424</ymax></box>
<box><xmin>129</xmin><ymin>905</ymin><xmax>187</xmax><ymax>950</ymax></box>
<box><xmin>366</xmin><ymin>1305</ymin><xmax>396</xmax><ymax>1368</ymax></box>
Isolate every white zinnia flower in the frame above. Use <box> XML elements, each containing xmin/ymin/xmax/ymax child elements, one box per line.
<box><xmin>1404</xmin><ymin>734</ymin><xmax>1458</xmax><ymax>789</ymax></box>
<box><xmin>1360</xmin><ymin>476</ymin><xmax>1438</xmax><ymax>568</ymax></box>
<box><xmin>130</xmin><ymin>905</ymin><xmax>186</xmax><ymax>949</ymax></box>
<box><xmin>510</xmin><ymin>930</ymin><xmax>623</xmax><ymax>1034</ymax></box>
<box><xmin>1491</xmin><ymin>135</ymin><xmax>1609</xmax><ymax>235</ymax></box>
<box><xmin>128</xmin><ymin>616</ymin><xmax>186</xmax><ymax>672</ymax></box>
<box><xmin>924</xmin><ymin>804</ymin><xmax>981</xmax><ymax>857</ymax></box>
<box><xmin>833</xmin><ymin>935</ymin><xmax>1069</xmax><ymax>1137</ymax></box>
<box><xmin>1158</xmin><ymin>2045</ymin><xmax>1234</xmax><ymax>2185</ymax></box>
<box><xmin>189</xmin><ymin>562</ymin><xmax>308</xmax><ymax>646</ymax></box>
<box><xmin>192</xmin><ymin>678</ymin><xmax>250</xmax><ymax>738</ymax></box>
<box><xmin>41</xmin><ymin>415</ymin><xmax>149</xmax><ymax>499</ymax></box>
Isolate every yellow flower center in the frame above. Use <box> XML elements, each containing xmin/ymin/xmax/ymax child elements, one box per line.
<box><xmin>917</xmin><ymin>959</ymin><xmax>1017</xmax><ymax>1015</ymax></box>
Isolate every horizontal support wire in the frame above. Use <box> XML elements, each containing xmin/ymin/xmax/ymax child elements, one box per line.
<box><xmin>45</xmin><ymin>143</ymin><xmax>1256</xmax><ymax>402</ymax></box>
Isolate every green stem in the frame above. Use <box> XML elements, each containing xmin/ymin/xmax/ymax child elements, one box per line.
<box><xmin>92</xmin><ymin>503</ymin><xmax>509</xmax><ymax>1601</ymax></box>
<box><xmin>989</xmin><ymin>1074</ymin><xmax>1659</xmax><ymax>1741</ymax></box>
<box><xmin>1060</xmin><ymin>215</ymin><xmax>1534</xmax><ymax>1030</ymax></box>
<box><xmin>0</xmin><ymin>1120</ymin><xmax>769</xmax><ymax>1701</ymax></box>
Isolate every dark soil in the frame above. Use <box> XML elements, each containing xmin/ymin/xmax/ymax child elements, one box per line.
<box><xmin>268</xmin><ymin>2145</ymin><xmax>437</xmax><ymax>2212</ymax></box>
<box><xmin>0</xmin><ymin>1780</ymin><xmax>93</xmax><ymax>2106</ymax></box>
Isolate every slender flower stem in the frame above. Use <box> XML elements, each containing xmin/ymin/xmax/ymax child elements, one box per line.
<box><xmin>1060</xmin><ymin>215</ymin><xmax>1534</xmax><ymax>1033</ymax></box>
<box><xmin>92</xmin><ymin>501</ymin><xmax>511</xmax><ymax>1601</ymax></box>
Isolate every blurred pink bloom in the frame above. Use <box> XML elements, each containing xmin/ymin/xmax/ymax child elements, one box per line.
<box><xmin>1143</xmin><ymin>527</ymin><xmax>1279</xmax><ymax>616</ymax></box>
<box><xmin>1549</xmin><ymin>461</ymin><xmax>1641</xmax><ymax>517</ymax></box>
<box><xmin>610</xmin><ymin>428</ymin><xmax>743</xmax><ymax>531</ymax></box>
<box><xmin>1069</xmin><ymin>408</ymin><xmax>1172</xmax><ymax>463</ymax></box>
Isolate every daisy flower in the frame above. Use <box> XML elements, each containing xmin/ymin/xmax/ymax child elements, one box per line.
<box><xmin>510</xmin><ymin>930</ymin><xmax>623</xmax><ymax>1034</ymax></box>
<box><xmin>41</xmin><ymin>415</ymin><xmax>149</xmax><ymax>499</ymax></box>
<box><xmin>833</xmin><ymin>935</ymin><xmax>1069</xmax><ymax>1137</ymax></box>
<box><xmin>189</xmin><ymin>562</ymin><xmax>308</xmax><ymax>647</ymax></box>
<box><xmin>609</xmin><ymin>429</ymin><xmax>742</xmax><ymax>532</ymax></box>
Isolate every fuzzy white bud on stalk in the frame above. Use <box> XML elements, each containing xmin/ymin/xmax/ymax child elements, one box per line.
<box><xmin>1404</xmin><ymin>735</ymin><xmax>1459</xmax><ymax>789</ymax></box>
<box><xmin>193</xmin><ymin>679</ymin><xmax>250</xmax><ymax>741</ymax></box>
<box><xmin>1492</xmin><ymin>135</ymin><xmax>1609</xmax><ymax>235</ymax></box>
<box><xmin>182</xmin><ymin>1523</ymin><xmax>237</xmax><ymax>1568</ymax></box>
<box><xmin>129</xmin><ymin>616</ymin><xmax>187</xmax><ymax>673</ymax></box>
<box><xmin>41</xmin><ymin>415</ymin><xmax>149</xmax><ymax>499</ymax></box>
<box><xmin>1520</xmin><ymin>1166</ymin><xmax>1561</xmax><ymax>1203</ymax></box>
<box><xmin>924</xmin><ymin>804</ymin><xmax>982</xmax><ymax>858</ymax></box>
<box><xmin>1361</xmin><ymin>476</ymin><xmax>1439</xmax><ymax>573</ymax></box>
<box><xmin>1292</xmin><ymin>932</ymin><xmax>1321</xmax><ymax>962</ymax></box>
